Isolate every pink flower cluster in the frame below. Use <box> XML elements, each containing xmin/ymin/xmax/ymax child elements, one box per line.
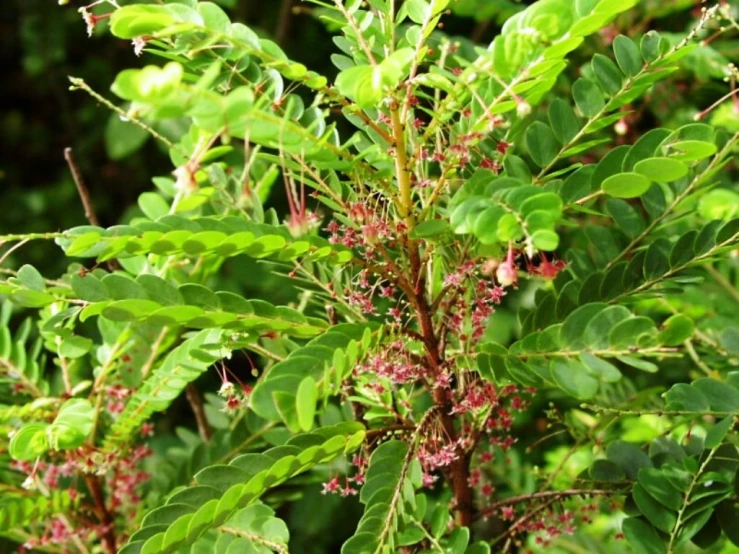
<box><xmin>321</xmin><ymin>454</ymin><xmax>366</xmax><ymax>497</ymax></box>
<box><xmin>356</xmin><ymin>341</ymin><xmax>424</xmax><ymax>385</ymax></box>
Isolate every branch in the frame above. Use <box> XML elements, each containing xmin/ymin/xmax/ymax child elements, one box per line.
<box><xmin>484</xmin><ymin>488</ymin><xmax>620</xmax><ymax>515</ymax></box>
<box><xmin>186</xmin><ymin>383</ymin><xmax>213</xmax><ymax>443</ymax></box>
<box><xmin>583</xmin><ymin>404</ymin><xmax>736</xmax><ymax>417</ymax></box>
<box><xmin>64</xmin><ymin>148</ymin><xmax>101</xmax><ymax>227</ymax></box>
<box><xmin>84</xmin><ymin>475</ymin><xmax>116</xmax><ymax>554</ymax></box>
<box><xmin>64</xmin><ymin>147</ymin><xmax>121</xmax><ymax>272</ymax></box>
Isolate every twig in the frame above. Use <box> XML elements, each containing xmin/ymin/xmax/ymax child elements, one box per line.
<box><xmin>667</xmin><ymin>446</ymin><xmax>719</xmax><ymax>553</ymax></box>
<box><xmin>0</xmin><ymin>239</ymin><xmax>31</xmax><ymax>268</ymax></box>
<box><xmin>64</xmin><ymin>148</ymin><xmax>101</xmax><ymax>227</ymax></box>
<box><xmin>64</xmin><ymin>147</ymin><xmax>121</xmax><ymax>272</ymax></box>
<box><xmin>605</xmin><ymin>131</ymin><xmax>739</xmax><ymax>271</ymax></box>
<box><xmin>497</xmin><ymin>498</ymin><xmax>558</xmax><ymax>552</ymax></box>
<box><xmin>705</xmin><ymin>264</ymin><xmax>739</xmax><ymax>304</ymax></box>
<box><xmin>485</xmin><ymin>488</ymin><xmax>618</xmax><ymax>513</ymax></box>
<box><xmin>274</xmin><ymin>0</ymin><xmax>294</xmax><ymax>44</ymax></box>
<box><xmin>186</xmin><ymin>383</ymin><xmax>213</xmax><ymax>443</ymax></box>
<box><xmin>68</xmin><ymin>77</ymin><xmax>176</xmax><ymax>151</ymax></box>
<box><xmin>139</xmin><ymin>328</ymin><xmax>169</xmax><ymax>381</ymax></box>
<box><xmin>582</xmin><ymin>405</ymin><xmax>735</xmax><ymax>417</ymax></box>
<box><xmin>683</xmin><ymin>339</ymin><xmax>713</xmax><ymax>376</ymax></box>
<box><xmin>220</xmin><ymin>526</ymin><xmax>288</xmax><ymax>553</ymax></box>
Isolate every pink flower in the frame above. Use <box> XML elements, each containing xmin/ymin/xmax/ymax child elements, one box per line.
<box><xmin>496</xmin><ymin>243</ymin><xmax>518</xmax><ymax>287</ymax></box>
<box><xmin>133</xmin><ymin>37</ymin><xmax>147</xmax><ymax>57</ymax></box>
<box><xmin>321</xmin><ymin>476</ymin><xmax>340</xmax><ymax>495</ymax></box>
<box><xmin>422</xmin><ymin>472</ymin><xmax>437</xmax><ymax>488</ymax></box>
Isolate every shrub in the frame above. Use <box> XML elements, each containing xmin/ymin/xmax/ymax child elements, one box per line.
<box><xmin>1</xmin><ymin>1</ymin><xmax>738</xmax><ymax>553</ymax></box>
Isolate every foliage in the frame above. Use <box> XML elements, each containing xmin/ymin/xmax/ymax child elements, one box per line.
<box><xmin>1</xmin><ymin>0</ymin><xmax>738</xmax><ymax>553</ymax></box>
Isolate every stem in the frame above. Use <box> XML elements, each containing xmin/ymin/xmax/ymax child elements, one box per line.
<box><xmin>391</xmin><ymin>108</ymin><xmax>414</xmax><ymax>225</ymax></box>
<box><xmin>84</xmin><ymin>475</ymin><xmax>116</xmax><ymax>554</ymax></box>
<box><xmin>220</xmin><ymin>527</ymin><xmax>288</xmax><ymax>553</ymax></box>
<box><xmin>485</xmin><ymin>488</ymin><xmax>619</xmax><ymax>513</ymax></box>
<box><xmin>186</xmin><ymin>383</ymin><xmax>213</xmax><ymax>442</ymax></box>
<box><xmin>583</xmin><ymin>405</ymin><xmax>735</xmax><ymax>417</ymax></box>
<box><xmin>609</xmin><ymin>230</ymin><xmax>739</xmax><ymax>302</ymax></box>
<box><xmin>64</xmin><ymin>148</ymin><xmax>100</xmax><ymax>227</ymax></box>
<box><xmin>705</xmin><ymin>264</ymin><xmax>739</xmax><ymax>304</ymax></box>
<box><xmin>68</xmin><ymin>77</ymin><xmax>177</xmax><ymax>151</ymax></box>
<box><xmin>0</xmin><ymin>359</ymin><xmax>45</xmax><ymax>398</ymax></box>
<box><xmin>683</xmin><ymin>339</ymin><xmax>713</xmax><ymax>376</ymax></box>
<box><xmin>667</xmin><ymin>446</ymin><xmax>719</xmax><ymax>553</ymax></box>
<box><xmin>65</xmin><ymin>147</ymin><xmax>121</xmax><ymax>271</ymax></box>
<box><xmin>0</xmin><ymin>239</ymin><xmax>31</xmax><ymax>268</ymax></box>
<box><xmin>411</xmin><ymin>519</ymin><xmax>444</xmax><ymax>552</ymax></box>
<box><xmin>392</xmin><ymin>95</ymin><xmax>474</xmax><ymax>523</ymax></box>
<box><xmin>332</xmin><ymin>0</ymin><xmax>377</xmax><ymax>65</ymax></box>
<box><xmin>139</xmin><ymin>328</ymin><xmax>169</xmax><ymax>381</ymax></box>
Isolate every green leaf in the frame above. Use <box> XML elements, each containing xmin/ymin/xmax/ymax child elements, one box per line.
<box><xmin>616</xmin><ymin>355</ymin><xmax>658</xmax><ymax>373</ymax></box>
<box><xmin>633</xmin><ymin>483</ymin><xmax>677</xmax><ymax>533</ymax></box>
<box><xmin>572</xmin><ymin>78</ymin><xmax>605</xmax><ymax>117</ymax></box>
<box><xmin>59</xmin><ymin>335</ymin><xmax>93</xmax><ymax>359</ymax></box>
<box><xmin>692</xmin><ymin>379</ymin><xmax>739</xmax><ymax>412</ymax></box>
<box><xmin>605</xmin><ymin>199</ymin><xmax>645</xmax><ymax>239</ymax></box>
<box><xmin>637</xmin><ymin>468</ymin><xmax>683</xmax><ymax>511</ymax></box>
<box><xmin>531</xmin><ymin>230</ymin><xmax>559</xmax><ymax>251</ymax></box>
<box><xmin>601</xmin><ymin>172</ymin><xmax>651</xmax><ymax>198</ymax></box>
<box><xmin>109</xmin><ymin>5</ymin><xmax>178</xmax><ymax>39</ymax></box>
<box><xmin>17</xmin><ymin>265</ymin><xmax>46</xmax><ymax>292</ymax></box>
<box><xmin>550</xmin><ymin>358</ymin><xmax>599</xmax><ymax>399</ymax></box>
<box><xmin>716</xmin><ymin>500</ymin><xmax>739</xmax><ymax>547</ymax></box>
<box><xmin>9</xmin><ymin>423</ymin><xmax>49</xmax><ymax>461</ymax></box>
<box><xmin>49</xmin><ymin>399</ymin><xmax>95</xmax><ymax>449</ymax></box>
<box><xmin>410</xmin><ymin>220</ymin><xmax>450</xmax><ymax>239</ymax></box>
<box><xmin>580</xmin><ymin>353</ymin><xmax>622</xmax><ymax>383</ymax></box>
<box><xmin>105</xmin><ymin>114</ymin><xmax>149</xmax><ymax>160</ymax></box>
<box><xmin>591</xmin><ymin>53</ymin><xmax>623</xmax><ymax>95</ymax></box>
<box><xmin>139</xmin><ymin>193</ymin><xmax>170</xmax><ymax>220</ymax></box>
<box><xmin>606</xmin><ymin>440</ymin><xmax>652</xmax><ymax>479</ymax></box>
<box><xmin>406</xmin><ymin>0</ymin><xmax>430</xmax><ymax>23</ymax></box>
<box><xmin>548</xmin><ymin>98</ymin><xmax>580</xmax><ymax>144</ymax></box>
<box><xmin>705</xmin><ymin>417</ymin><xmax>734</xmax><ymax>448</ymax></box>
<box><xmin>295</xmin><ymin>376</ymin><xmax>317</xmax><ymax>432</ymax></box>
<box><xmin>658</xmin><ymin>314</ymin><xmax>695</xmax><ymax>346</ymax></box>
<box><xmin>590</xmin><ymin>459</ymin><xmax>626</xmax><ymax>482</ymax></box>
<box><xmin>103</xmin><ymin>330</ymin><xmax>230</xmax><ymax>451</ymax></box>
<box><xmin>664</xmin><ymin>383</ymin><xmax>710</xmax><ymax>412</ymax></box>
<box><xmin>613</xmin><ymin>35</ymin><xmax>643</xmax><ymax>76</ymax></box>
<box><xmin>664</xmin><ymin>140</ymin><xmax>717</xmax><ymax>162</ymax></box>
<box><xmin>622</xmin><ymin>517</ymin><xmax>667</xmax><ymax>554</ymax></box>
<box><xmin>102</xmin><ymin>299</ymin><xmax>162</xmax><ymax>322</ymax></box>
<box><xmin>633</xmin><ymin>157</ymin><xmax>688</xmax><ymax>182</ymax></box>
<box><xmin>525</xmin><ymin>121</ymin><xmax>559</xmax><ymax>167</ymax></box>
<box><xmin>699</xmin><ymin>189</ymin><xmax>739</xmax><ymax>220</ymax></box>
<box><xmin>640</xmin><ymin>31</ymin><xmax>661</xmax><ymax>63</ymax></box>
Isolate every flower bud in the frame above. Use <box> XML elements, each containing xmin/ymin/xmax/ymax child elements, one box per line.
<box><xmin>496</xmin><ymin>261</ymin><xmax>517</xmax><ymax>287</ymax></box>
<box><xmin>516</xmin><ymin>100</ymin><xmax>532</xmax><ymax>118</ymax></box>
